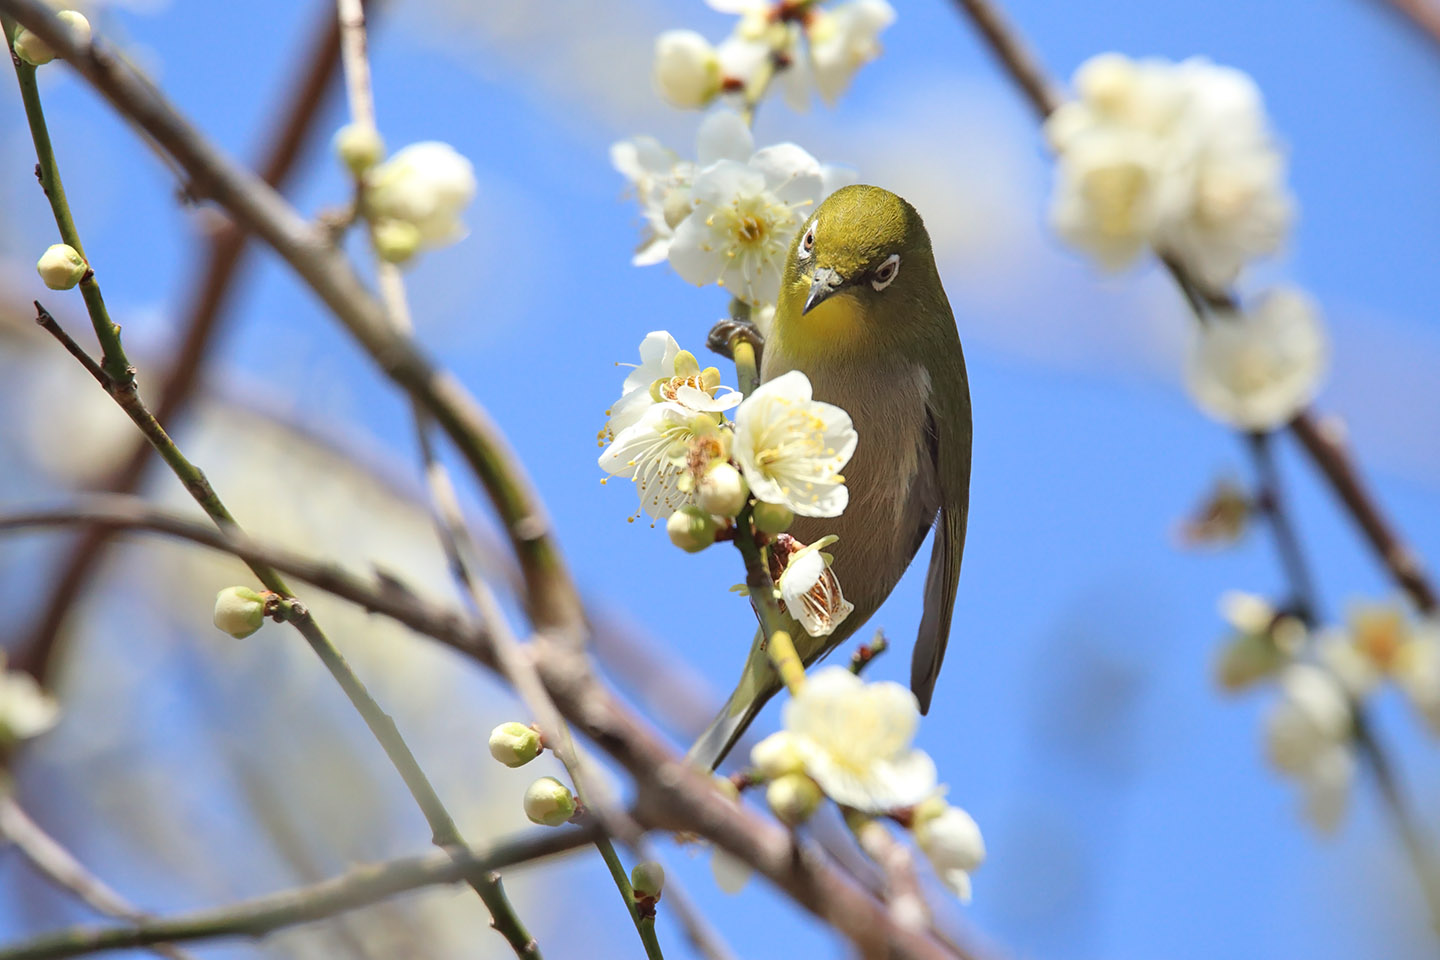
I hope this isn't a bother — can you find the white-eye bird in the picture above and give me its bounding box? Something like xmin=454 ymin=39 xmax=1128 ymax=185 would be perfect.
xmin=690 ymin=184 xmax=972 ymax=770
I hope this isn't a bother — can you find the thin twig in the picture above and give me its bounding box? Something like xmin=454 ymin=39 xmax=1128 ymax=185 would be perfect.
xmin=1245 ymin=432 xmax=1320 ymax=625
xmin=0 ymin=825 xmax=599 ymax=960
xmin=0 ymin=796 xmax=195 ymax=960
xmin=13 ymin=0 xmax=357 ymax=687
xmin=1373 ymin=0 xmax=1440 ymax=53
xmin=0 ymin=498 xmax=972 ymax=960
xmin=945 ymin=0 xmax=1062 ymax=119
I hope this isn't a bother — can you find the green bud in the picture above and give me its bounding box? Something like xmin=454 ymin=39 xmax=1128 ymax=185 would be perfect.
xmin=334 ymin=122 xmax=386 ymax=175
xmin=35 ymin=243 xmax=86 ymax=290
xmin=667 ymin=505 xmax=717 ymax=553
xmin=371 ymin=218 xmax=421 ymax=264
xmin=630 ymin=860 xmax=665 ymax=900
xmin=213 ymin=586 xmax=266 ymax=639
xmin=698 ymin=462 xmax=748 ymax=518
xmin=523 ymin=776 xmax=576 ymax=827
xmin=12 ymin=27 xmax=55 ymax=66
xmin=752 ymin=501 xmax=794 ymax=535
xmin=766 ymin=772 xmax=822 ymax=826
xmin=488 ymin=722 xmax=543 ymax=767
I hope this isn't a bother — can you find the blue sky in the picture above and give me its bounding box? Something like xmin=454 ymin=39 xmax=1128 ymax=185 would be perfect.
xmin=2 ymin=0 xmax=1439 ymax=957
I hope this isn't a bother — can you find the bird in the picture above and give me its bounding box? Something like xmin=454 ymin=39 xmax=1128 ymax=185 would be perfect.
xmin=689 ymin=184 xmax=972 ymax=771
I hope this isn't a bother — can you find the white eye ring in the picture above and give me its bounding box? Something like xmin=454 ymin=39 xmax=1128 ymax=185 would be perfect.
xmin=871 ymin=253 xmax=900 ymax=291
xmin=797 ymin=221 xmax=817 ymax=261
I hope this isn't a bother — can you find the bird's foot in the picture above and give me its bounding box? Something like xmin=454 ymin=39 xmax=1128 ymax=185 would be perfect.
xmin=707 ymin=317 xmax=765 ymax=365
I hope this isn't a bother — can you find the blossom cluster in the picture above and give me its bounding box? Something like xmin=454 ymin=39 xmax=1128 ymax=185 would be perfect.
xmin=613 ymin=111 xmax=854 ymax=306
xmin=598 ymin=331 xmax=858 ymax=639
xmin=651 ymin=0 xmax=896 ymax=112
xmin=736 ymin=668 xmax=985 ymax=901
xmin=1047 ymin=55 xmax=1328 ymax=433
xmin=1215 ymin=594 xmax=1440 ymax=831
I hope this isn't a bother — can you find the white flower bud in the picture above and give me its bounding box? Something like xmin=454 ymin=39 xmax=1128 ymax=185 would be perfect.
xmin=371 ymin=219 xmax=422 ymax=264
xmin=751 ymin=500 xmax=793 ymax=535
xmin=766 ymin=772 xmax=823 ymax=826
xmin=630 ymin=860 xmax=665 ymax=900
xmin=334 ymin=122 xmax=385 ymax=175
xmin=213 ymin=586 xmax=266 ymax=639
xmin=365 ymin=141 xmax=476 ymax=250
xmin=750 ymin=731 xmax=805 ymax=779
xmin=488 ymin=722 xmax=542 ymax=767
xmin=913 ymin=803 xmax=986 ymax=903
xmin=653 ymin=30 xmax=721 ymax=109
xmin=667 ymin=505 xmax=718 ymax=553
xmin=36 ymin=243 xmax=86 ymax=290
xmin=0 ymin=670 xmax=60 ymax=744
xmin=523 ymin=776 xmax=576 ymax=827
xmin=698 ymin=462 xmax=748 ymax=518
xmin=13 ymin=11 xmax=90 ymax=66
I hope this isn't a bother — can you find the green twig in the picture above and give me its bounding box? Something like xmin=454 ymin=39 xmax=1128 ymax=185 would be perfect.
xmin=849 ymin=632 xmax=889 ymax=676
xmin=7 ymin=44 xmax=130 ymax=388
xmin=0 ymin=825 xmax=598 ymax=960
xmin=594 ymin=838 xmax=665 ymax=960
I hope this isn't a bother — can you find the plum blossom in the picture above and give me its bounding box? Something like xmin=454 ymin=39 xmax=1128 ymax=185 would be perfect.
xmin=781 ymin=666 xmax=937 ymax=812
xmin=365 ymin=142 xmax=477 ymax=254
xmin=611 ymin=138 xmax=697 ymax=267
xmin=602 ymin=331 xmax=740 ymax=445
xmin=912 ymin=798 xmax=986 ymax=902
xmin=1046 ymin=53 xmax=1291 ymax=290
xmin=731 ymin=371 xmax=856 ymax=517
xmin=1319 ymin=603 xmax=1440 ymax=736
xmin=0 ymin=656 xmax=60 ymax=744
xmin=599 ymin=404 xmax=732 ymax=520
xmin=1186 ymin=287 xmax=1327 ymax=431
xmin=1264 ymin=665 xmax=1355 ymax=832
xmin=1213 ymin=590 xmax=1303 ymax=692
xmin=653 ymin=30 xmax=722 ymax=109
xmin=772 ymin=533 xmax=854 ymax=637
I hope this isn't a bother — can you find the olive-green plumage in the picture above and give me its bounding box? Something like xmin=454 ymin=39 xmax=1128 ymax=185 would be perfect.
xmin=689 ymin=185 xmax=972 ymax=770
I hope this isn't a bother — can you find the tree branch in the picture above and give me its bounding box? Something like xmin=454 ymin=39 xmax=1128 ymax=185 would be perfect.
xmin=0 ymin=498 xmax=972 ymax=960
xmin=0 ymin=825 xmax=599 ymax=960
xmin=13 ymin=0 xmax=359 ymax=688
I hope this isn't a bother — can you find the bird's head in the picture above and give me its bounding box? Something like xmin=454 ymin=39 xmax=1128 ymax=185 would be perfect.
xmin=776 ymin=184 xmax=943 ymax=356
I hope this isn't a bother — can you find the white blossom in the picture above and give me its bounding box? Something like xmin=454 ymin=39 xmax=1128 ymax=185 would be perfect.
xmin=365 ymin=142 xmax=477 ymax=251
xmin=667 ymin=112 xmax=827 ymax=305
xmin=1319 ymin=603 xmax=1440 ymax=736
xmin=1186 ymin=287 xmax=1327 ymax=431
xmin=913 ymin=801 xmax=986 ymax=903
xmin=750 ymin=730 xmax=806 ymax=779
xmin=773 ymin=534 xmax=854 ymax=638
xmin=732 ymin=371 xmax=855 ymax=518
xmin=1046 ymin=54 xmax=1291 ymax=289
xmin=1213 ymin=590 xmax=1303 ymax=692
xmin=611 ymin=137 xmax=697 ymax=266
xmin=601 ymin=331 xmax=740 ymax=445
xmin=599 ymin=403 xmax=730 ymax=520
xmin=36 ymin=243 xmax=87 ymax=291
xmin=1264 ymin=665 xmax=1354 ymax=832
xmin=806 ymin=0 xmax=896 ymax=104
xmin=782 ymin=666 xmax=937 ymax=812
xmin=0 ymin=666 xmax=60 ymax=743
xmin=653 ymin=30 xmax=722 ymax=109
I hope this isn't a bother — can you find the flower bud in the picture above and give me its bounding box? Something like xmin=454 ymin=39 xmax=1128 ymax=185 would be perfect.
xmin=750 ymin=731 xmax=805 ymax=779
xmin=371 ymin=219 xmax=422 ymax=264
xmin=766 ymin=772 xmax=823 ymax=826
xmin=667 ymin=505 xmax=718 ymax=553
xmin=523 ymin=776 xmax=576 ymax=827
xmin=630 ymin=860 xmax=666 ymax=900
xmin=334 ymin=122 xmax=386 ymax=175
xmin=13 ymin=11 xmax=90 ymax=66
xmin=36 ymin=243 xmax=86 ymax=290
xmin=653 ymin=30 xmax=721 ymax=109
xmin=213 ymin=586 xmax=266 ymax=639
xmin=752 ymin=501 xmax=793 ymax=535
xmin=488 ymin=722 xmax=542 ymax=767
xmin=698 ymin=462 xmax=748 ymax=518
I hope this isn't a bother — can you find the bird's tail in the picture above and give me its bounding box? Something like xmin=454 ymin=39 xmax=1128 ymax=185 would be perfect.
xmin=687 ymin=628 xmax=785 ymax=772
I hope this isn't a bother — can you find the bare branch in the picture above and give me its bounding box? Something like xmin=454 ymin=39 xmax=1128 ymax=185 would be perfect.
xmin=0 ymin=825 xmax=599 ymax=960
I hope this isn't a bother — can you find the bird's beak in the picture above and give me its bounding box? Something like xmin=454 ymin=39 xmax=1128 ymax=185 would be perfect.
xmin=803 ymin=267 xmax=846 ymax=315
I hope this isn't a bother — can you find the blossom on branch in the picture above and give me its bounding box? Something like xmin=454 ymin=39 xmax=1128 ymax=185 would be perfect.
xmin=731 ymin=370 xmax=856 ymax=517
xmin=780 ymin=667 xmax=937 ymax=812
xmin=912 ymin=797 xmax=986 ymax=902
xmin=1185 ymin=287 xmax=1327 ymax=431
xmin=602 ymin=331 xmax=740 ymax=444
xmin=772 ymin=533 xmax=854 ymax=637
xmin=1046 ymin=53 xmax=1291 ymax=291
xmin=0 ymin=655 xmax=59 ymax=745
xmin=1264 ymin=664 xmax=1354 ymax=832
xmin=600 ymin=404 xmax=731 ymax=520
xmin=364 ymin=142 xmax=477 ymax=260
xmin=1319 ymin=603 xmax=1440 ymax=736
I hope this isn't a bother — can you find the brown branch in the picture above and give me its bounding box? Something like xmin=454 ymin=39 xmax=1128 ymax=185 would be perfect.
xmin=946 ymin=0 xmax=1062 ymax=119
xmin=0 ymin=825 xmax=599 ymax=960
xmin=12 ymin=0 xmax=358 ymax=686
xmin=0 ymin=498 xmax=973 ymax=960
xmin=0 ymin=796 xmax=195 ymax=960
xmin=1373 ymin=0 xmax=1440 ymax=52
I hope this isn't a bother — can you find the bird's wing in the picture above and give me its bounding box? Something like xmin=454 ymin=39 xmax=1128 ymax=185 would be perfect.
xmin=910 ymin=350 xmax=972 ymax=714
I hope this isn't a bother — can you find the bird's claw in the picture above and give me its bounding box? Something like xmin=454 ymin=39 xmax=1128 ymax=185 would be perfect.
xmin=707 ymin=318 xmax=765 ymax=364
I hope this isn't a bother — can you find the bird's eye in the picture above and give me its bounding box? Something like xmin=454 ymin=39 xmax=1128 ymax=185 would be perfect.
xmin=798 ymin=222 xmax=816 ymax=260
xmin=871 ymin=253 xmax=900 ymax=291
